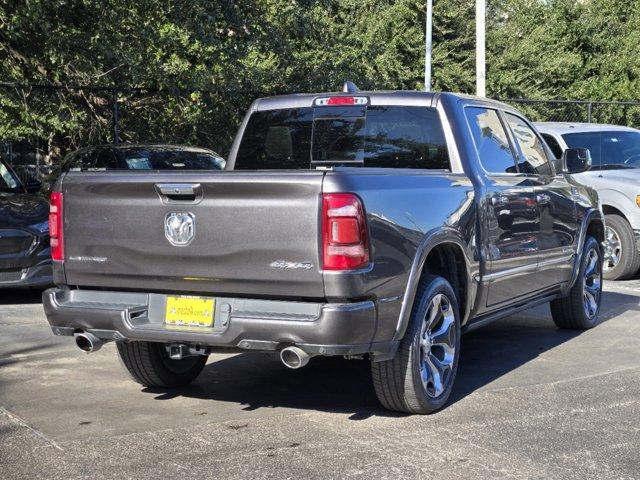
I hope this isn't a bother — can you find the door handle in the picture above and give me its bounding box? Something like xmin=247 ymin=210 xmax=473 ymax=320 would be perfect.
xmin=490 ymin=195 xmax=509 ymax=207
xmin=536 ymin=193 xmax=551 ymax=205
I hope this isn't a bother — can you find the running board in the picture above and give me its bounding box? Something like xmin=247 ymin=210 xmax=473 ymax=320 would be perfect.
xmin=462 ymin=292 xmax=561 ymax=333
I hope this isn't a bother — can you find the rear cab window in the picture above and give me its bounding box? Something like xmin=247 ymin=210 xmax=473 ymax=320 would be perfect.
xmin=235 ymin=104 xmax=450 ymax=170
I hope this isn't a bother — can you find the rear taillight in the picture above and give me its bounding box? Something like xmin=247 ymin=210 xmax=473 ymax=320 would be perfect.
xmin=322 ymin=193 xmax=370 ymax=270
xmin=49 ymin=192 xmax=64 ymax=261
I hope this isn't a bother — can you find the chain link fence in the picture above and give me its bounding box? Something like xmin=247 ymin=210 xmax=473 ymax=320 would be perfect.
xmin=500 ymin=98 xmax=640 ymax=127
xmin=3 ymin=82 xmax=640 ymax=183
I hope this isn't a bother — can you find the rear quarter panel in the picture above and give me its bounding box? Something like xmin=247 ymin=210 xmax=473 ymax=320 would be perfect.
xmin=323 ymin=169 xmax=478 ymax=342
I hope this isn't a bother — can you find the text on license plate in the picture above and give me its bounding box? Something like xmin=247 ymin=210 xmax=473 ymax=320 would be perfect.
xmin=165 ymin=296 xmax=215 ymax=327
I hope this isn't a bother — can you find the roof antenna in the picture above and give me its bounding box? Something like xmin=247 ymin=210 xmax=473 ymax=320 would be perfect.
xmin=342 ymin=81 xmax=359 ymax=93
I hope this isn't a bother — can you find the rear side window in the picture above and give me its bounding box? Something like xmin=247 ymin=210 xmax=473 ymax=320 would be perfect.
xmin=235 ymin=106 xmax=449 ymax=170
xmin=464 ymin=107 xmax=517 ymax=174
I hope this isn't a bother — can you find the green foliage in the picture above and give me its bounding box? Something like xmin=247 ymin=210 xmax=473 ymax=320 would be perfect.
xmin=1 ymin=0 xmax=639 ymax=160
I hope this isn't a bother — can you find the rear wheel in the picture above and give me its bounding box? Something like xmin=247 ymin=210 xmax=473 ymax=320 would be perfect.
xmin=371 ymin=275 xmax=461 ymax=414
xmin=602 ymin=214 xmax=640 ymax=280
xmin=117 ymin=341 xmax=208 ymax=388
xmin=550 ymin=236 xmax=603 ymax=330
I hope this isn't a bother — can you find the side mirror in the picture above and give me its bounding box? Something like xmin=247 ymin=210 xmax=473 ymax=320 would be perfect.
xmin=23 ymin=177 xmax=43 ymax=193
xmin=562 ymin=148 xmax=591 ymax=174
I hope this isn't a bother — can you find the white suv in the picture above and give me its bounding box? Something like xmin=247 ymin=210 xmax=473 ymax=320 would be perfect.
xmin=536 ymin=122 xmax=640 ymax=280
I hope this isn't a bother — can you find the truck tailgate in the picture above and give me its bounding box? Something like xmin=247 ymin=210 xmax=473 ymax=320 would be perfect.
xmin=61 ymin=171 xmax=325 ymax=299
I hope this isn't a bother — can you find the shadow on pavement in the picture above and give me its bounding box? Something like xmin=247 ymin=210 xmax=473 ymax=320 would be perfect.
xmin=0 ymin=288 xmax=44 ymax=305
xmin=141 ymin=291 xmax=637 ymax=419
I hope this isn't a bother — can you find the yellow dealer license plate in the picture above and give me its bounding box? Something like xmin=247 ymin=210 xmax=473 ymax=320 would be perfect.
xmin=165 ymin=296 xmax=215 ymax=328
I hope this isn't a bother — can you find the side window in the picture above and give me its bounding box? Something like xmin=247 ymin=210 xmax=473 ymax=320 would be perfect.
xmin=505 ymin=113 xmax=553 ymax=176
xmin=464 ymin=107 xmax=517 ymax=174
xmin=541 ymin=133 xmax=563 ymax=159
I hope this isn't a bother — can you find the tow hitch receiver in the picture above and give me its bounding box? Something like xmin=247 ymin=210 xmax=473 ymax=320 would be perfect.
xmin=166 ymin=344 xmax=208 ymax=360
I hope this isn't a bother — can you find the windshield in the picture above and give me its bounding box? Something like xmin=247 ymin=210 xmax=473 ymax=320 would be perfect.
xmin=562 ymin=131 xmax=640 ymax=169
xmin=0 ymin=161 xmax=21 ymax=192
xmin=235 ymin=105 xmax=450 ymax=170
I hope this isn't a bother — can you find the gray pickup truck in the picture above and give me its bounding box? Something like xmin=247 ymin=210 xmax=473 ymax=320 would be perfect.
xmin=43 ymin=89 xmax=605 ymax=414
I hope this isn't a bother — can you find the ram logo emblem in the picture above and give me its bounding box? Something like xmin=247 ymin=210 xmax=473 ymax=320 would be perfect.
xmin=165 ymin=212 xmax=195 ymax=246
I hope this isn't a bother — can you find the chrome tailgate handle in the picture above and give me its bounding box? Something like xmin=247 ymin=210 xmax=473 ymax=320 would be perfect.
xmin=155 ymin=183 xmax=202 ymax=203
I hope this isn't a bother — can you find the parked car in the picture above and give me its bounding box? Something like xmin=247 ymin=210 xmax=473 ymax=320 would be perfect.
xmin=0 ymin=157 xmax=52 ymax=287
xmin=537 ymin=123 xmax=640 ymax=280
xmin=43 ymin=89 xmax=604 ymax=414
xmin=41 ymin=144 xmax=226 ymax=192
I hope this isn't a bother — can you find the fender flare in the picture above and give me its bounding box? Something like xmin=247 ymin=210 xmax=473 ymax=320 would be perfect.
xmin=391 ymin=227 xmax=475 ymax=342
xmin=567 ymin=208 xmax=605 ymax=291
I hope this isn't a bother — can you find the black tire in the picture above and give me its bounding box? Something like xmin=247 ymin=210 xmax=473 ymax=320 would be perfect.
xmin=371 ymin=275 xmax=461 ymax=414
xmin=603 ymin=214 xmax=640 ymax=281
xmin=117 ymin=341 xmax=208 ymax=388
xmin=550 ymin=236 xmax=603 ymax=330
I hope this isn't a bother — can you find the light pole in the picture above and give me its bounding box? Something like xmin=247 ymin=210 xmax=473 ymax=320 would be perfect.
xmin=476 ymin=0 xmax=486 ymax=97
xmin=424 ymin=0 xmax=433 ymax=92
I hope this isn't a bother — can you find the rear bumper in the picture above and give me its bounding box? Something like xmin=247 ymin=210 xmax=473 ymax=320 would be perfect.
xmin=43 ymin=288 xmax=397 ymax=358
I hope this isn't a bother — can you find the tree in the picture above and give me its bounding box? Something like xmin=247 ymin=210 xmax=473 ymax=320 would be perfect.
xmin=2 ymin=0 xmax=640 ymax=163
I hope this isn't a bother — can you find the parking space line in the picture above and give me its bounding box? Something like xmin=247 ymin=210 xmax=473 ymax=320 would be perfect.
xmin=0 ymin=406 xmax=64 ymax=451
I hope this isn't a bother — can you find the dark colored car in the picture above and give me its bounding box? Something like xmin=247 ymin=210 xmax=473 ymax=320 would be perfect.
xmin=43 ymin=90 xmax=604 ymax=414
xmin=41 ymin=144 xmax=226 ymax=192
xmin=0 ymin=157 xmax=51 ymax=287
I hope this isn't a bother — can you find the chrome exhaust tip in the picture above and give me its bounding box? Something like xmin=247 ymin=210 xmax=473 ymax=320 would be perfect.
xmin=74 ymin=332 xmax=104 ymax=353
xmin=280 ymin=346 xmax=312 ymax=369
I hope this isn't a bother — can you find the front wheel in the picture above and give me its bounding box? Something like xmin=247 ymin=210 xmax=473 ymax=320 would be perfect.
xmin=117 ymin=341 xmax=208 ymax=388
xmin=371 ymin=275 xmax=461 ymax=414
xmin=550 ymin=235 xmax=603 ymax=330
xmin=602 ymin=214 xmax=640 ymax=280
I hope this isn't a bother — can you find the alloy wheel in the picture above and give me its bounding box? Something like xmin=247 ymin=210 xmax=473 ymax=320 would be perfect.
xmin=419 ymin=293 xmax=457 ymax=398
xmin=603 ymin=226 xmax=622 ymax=272
xmin=583 ymin=247 xmax=602 ymax=319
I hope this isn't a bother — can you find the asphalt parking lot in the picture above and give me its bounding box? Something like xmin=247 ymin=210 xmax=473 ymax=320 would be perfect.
xmin=1 ymin=281 xmax=639 ymax=480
